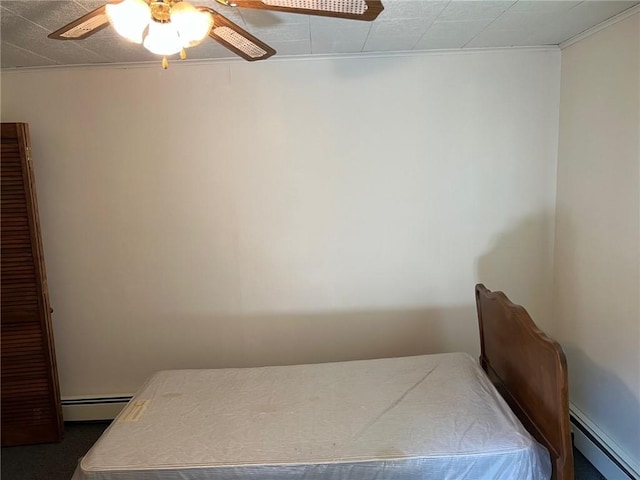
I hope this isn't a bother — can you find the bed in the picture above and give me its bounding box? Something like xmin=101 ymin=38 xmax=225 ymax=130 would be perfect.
xmin=71 ymin=284 xmax=573 ymax=480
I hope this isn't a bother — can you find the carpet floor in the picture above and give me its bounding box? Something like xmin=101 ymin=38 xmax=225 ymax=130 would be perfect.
xmin=2 ymin=421 xmax=606 ymax=480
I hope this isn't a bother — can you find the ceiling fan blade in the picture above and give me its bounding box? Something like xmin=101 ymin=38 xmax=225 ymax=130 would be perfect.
xmin=199 ymin=8 xmax=276 ymax=61
xmin=48 ymin=4 xmax=111 ymax=40
xmin=232 ymin=0 xmax=383 ymax=21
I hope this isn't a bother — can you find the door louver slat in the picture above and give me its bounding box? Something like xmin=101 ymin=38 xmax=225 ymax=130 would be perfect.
xmin=1 ymin=123 xmax=63 ymax=446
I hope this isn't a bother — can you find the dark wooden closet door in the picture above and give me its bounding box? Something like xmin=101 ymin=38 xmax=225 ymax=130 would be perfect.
xmin=1 ymin=123 xmax=63 ymax=446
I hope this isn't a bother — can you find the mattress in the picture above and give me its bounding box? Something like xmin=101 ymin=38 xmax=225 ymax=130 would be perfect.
xmin=72 ymin=352 xmax=551 ymax=480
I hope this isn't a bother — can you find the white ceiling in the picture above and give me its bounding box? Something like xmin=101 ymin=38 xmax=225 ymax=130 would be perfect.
xmin=1 ymin=0 xmax=638 ymax=68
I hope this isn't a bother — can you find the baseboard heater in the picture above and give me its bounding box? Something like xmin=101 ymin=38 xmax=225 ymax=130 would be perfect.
xmin=62 ymin=395 xmax=132 ymax=422
xmin=570 ymin=403 xmax=639 ymax=480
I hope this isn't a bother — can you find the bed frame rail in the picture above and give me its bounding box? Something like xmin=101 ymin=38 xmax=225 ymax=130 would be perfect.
xmin=475 ymin=284 xmax=573 ymax=480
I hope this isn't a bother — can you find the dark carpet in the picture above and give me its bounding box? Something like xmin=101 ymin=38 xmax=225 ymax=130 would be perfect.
xmin=1 ymin=421 xmax=606 ymax=480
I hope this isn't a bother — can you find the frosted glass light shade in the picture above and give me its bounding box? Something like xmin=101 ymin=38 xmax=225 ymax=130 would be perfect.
xmin=105 ymin=0 xmax=151 ymax=44
xmin=170 ymin=2 xmax=213 ymax=47
xmin=143 ymin=20 xmax=183 ymax=55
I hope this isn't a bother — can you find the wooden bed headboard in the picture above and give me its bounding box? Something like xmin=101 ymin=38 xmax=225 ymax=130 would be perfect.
xmin=475 ymin=284 xmax=574 ymax=480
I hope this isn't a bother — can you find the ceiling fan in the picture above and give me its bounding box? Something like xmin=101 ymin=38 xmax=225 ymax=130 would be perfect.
xmin=49 ymin=0 xmax=384 ymax=68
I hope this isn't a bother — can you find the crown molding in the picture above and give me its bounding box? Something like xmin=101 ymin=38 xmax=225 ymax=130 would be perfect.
xmin=0 ymin=45 xmax=559 ymax=74
xmin=559 ymin=4 xmax=640 ymax=50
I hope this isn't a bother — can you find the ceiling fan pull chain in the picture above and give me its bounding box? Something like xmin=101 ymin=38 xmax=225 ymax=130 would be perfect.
xmin=162 ymin=56 xmax=168 ymax=69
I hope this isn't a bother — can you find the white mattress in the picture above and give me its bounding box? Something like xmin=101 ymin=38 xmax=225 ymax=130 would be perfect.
xmin=72 ymin=353 xmax=551 ymax=480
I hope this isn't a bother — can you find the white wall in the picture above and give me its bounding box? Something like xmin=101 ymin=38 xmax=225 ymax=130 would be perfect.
xmin=0 ymin=49 xmax=560 ymax=397
xmin=553 ymin=13 xmax=640 ymax=471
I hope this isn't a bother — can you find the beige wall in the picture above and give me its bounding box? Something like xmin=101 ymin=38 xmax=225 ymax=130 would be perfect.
xmin=553 ymin=13 xmax=640 ymax=470
xmin=1 ymin=49 xmax=560 ymax=397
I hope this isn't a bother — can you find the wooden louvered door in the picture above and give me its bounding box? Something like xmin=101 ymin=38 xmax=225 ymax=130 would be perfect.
xmin=1 ymin=123 xmax=63 ymax=446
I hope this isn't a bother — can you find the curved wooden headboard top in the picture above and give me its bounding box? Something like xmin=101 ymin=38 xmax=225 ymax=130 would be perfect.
xmin=475 ymin=284 xmax=573 ymax=480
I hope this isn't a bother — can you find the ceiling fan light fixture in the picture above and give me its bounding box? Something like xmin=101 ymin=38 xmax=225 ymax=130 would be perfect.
xmin=105 ymin=0 xmax=151 ymax=44
xmin=50 ymin=0 xmax=384 ymax=66
xmin=143 ymin=19 xmax=183 ymax=55
xmin=171 ymin=2 xmax=214 ymax=47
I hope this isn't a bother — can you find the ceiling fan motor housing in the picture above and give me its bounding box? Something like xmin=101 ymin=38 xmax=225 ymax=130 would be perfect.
xmin=150 ymin=0 xmax=173 ymax=22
